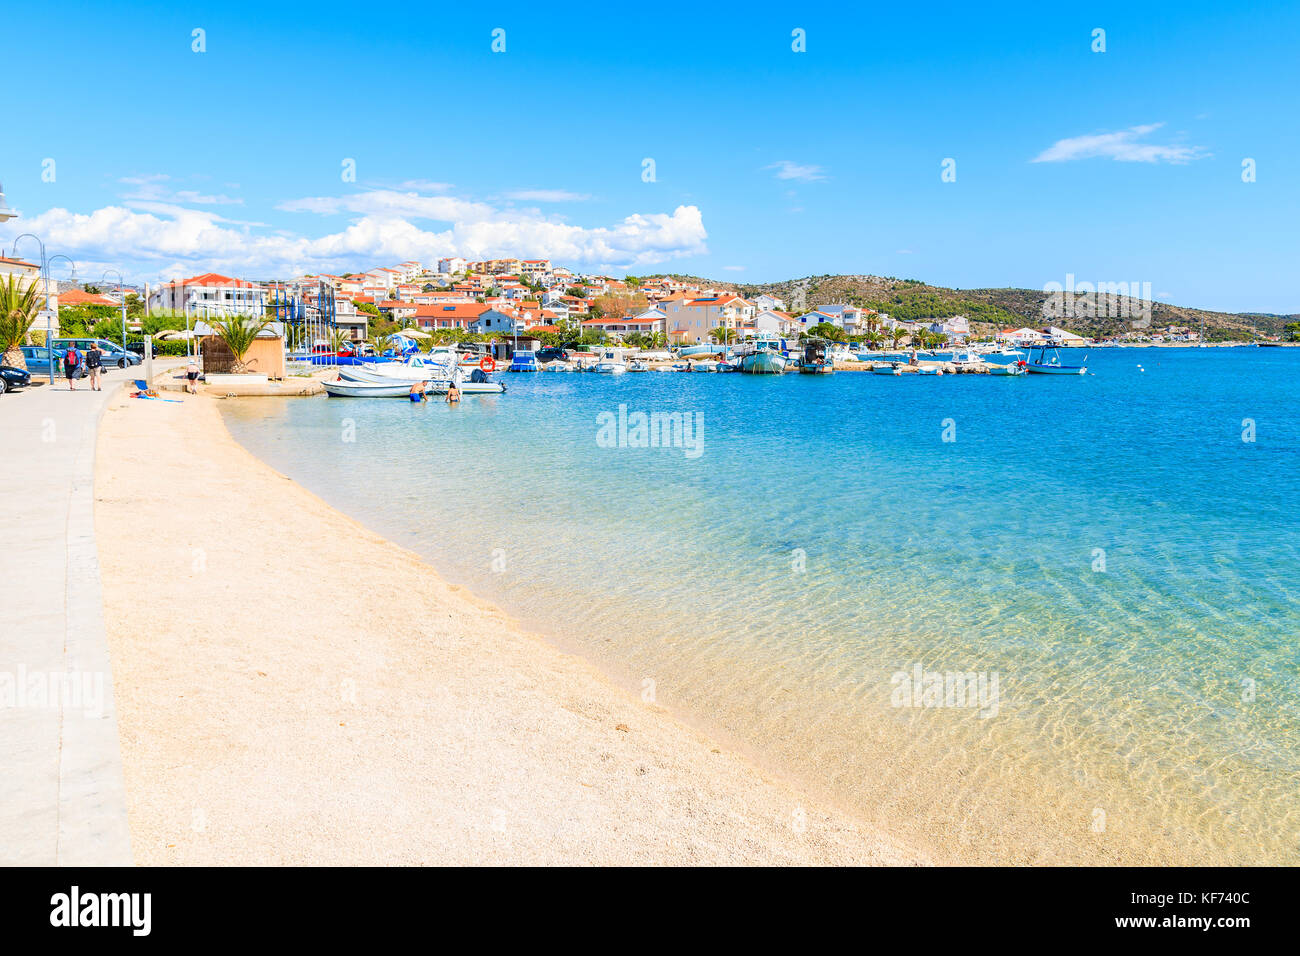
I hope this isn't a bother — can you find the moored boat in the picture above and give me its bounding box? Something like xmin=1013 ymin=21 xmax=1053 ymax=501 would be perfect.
xmin=798 ymin=340 xmax=834 ymax=374
xmin=323 ymin=378 xmax=427 ymax=398
xmin=739 ymin=338 xmax=789 ymax=374
xmin=1025 ymin=342 xmax=1088 ymax=375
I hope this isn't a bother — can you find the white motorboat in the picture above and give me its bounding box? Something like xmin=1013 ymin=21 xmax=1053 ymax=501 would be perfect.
xmin=323 ymin=378 xmax=426 ymax=398
xmin=1025 ymin=343 xmax=1088 ymax=375
xmin=592 ymin=362 xmax=627 ymax=374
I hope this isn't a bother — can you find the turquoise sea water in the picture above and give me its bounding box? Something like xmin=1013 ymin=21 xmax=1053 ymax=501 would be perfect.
xmin=222 ymin=348 xmax=1299 ymax=863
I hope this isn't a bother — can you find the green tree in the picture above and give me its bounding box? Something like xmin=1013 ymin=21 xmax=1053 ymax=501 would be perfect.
xmin=211 ymin=316 xmax=272 ymax=372
xmin=0 ymin=273 xmax=43 ymax=369
xmin=806 ymin=321 xmax=846 ymax=342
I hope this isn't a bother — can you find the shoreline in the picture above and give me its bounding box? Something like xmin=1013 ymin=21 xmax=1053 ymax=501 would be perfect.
xmin=94 ymin=392 xmax=927 ymax=865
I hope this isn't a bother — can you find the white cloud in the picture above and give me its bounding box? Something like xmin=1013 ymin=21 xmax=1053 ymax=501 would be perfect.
xmin=765 ymin=160 xmax=827 ymax=182
xmin=1031 ymin=123 xmax=1207 ymax=164
xmin=119 ymin=174 xmax=244 ymax=207
xmin=722 ymin=265 xmax=745 ymax=271
xmin=1 ymin=193 xmax=708 ymax=282
xmin=502 ymin=189 xmax=592 ymax=202
xmin=398 ymin=179 xmax=453 ymax=192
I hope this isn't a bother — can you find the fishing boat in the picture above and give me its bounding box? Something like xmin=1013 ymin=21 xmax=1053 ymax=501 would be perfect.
xmin=322 ymin=378 xmax=426 ymax=398
xmin=692 ymin=360 xmax=719 ymax=372
xmin=592 ymin=361 xmax=627 ymax=374
xmin=626 ymin=360 xmax=649 ymax=372
xmin=739 ymin=338 xmax=788 ymax=374
xmin=798 ymin=340 xmax=834 ymax=374
xmin=1025 ymin=342 xmax=1088 ymax=375
xmin=988 ymin=361 xmax=1027 ymax=376
xmin=716 ymin=362 xmax=740 ymax=372
xmin=873 ymin=362 xmax=904 ymax=376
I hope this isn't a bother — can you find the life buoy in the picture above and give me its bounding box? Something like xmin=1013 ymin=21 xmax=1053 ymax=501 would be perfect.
xmin=479 ymin=356 xmax=496 ymax=373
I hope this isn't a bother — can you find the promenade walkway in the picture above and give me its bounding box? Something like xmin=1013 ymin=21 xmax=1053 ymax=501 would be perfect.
xmin=0 ymin=364 xmax=139 ymax=865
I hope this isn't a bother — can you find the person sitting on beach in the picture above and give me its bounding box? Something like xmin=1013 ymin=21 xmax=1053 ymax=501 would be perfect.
xmin=63 ymin=344 xmax=81 ymax=390
xmin=185 ymin=360 xmax=199 ymax=394
xmin=409 ymin=380 xmax=427 ymax=403
xmin=84 ymin=343 xmax=102 ymax=391
xmin=446 ymin=381 xmax=461 ymax=404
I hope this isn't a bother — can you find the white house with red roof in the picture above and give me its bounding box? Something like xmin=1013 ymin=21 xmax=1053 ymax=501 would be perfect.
xmin=149 ymin=272 xmax=265 ymax=316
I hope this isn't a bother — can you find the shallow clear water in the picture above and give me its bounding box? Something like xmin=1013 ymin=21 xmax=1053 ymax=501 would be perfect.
xmin=223 ymin=348 xmax=1300 ymax=863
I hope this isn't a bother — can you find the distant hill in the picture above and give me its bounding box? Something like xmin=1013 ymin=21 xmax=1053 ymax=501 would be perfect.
xmin=642 ymin=273 xmax=1291 ymax=341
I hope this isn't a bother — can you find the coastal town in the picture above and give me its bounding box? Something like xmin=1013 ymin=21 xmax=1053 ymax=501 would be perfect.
xmin=2 ymin=248 xmax=1252 ymax=392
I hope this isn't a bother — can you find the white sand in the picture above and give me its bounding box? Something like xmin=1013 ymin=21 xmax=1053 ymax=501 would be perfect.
xmin=95 ymin=393 xmax=926 ymax=865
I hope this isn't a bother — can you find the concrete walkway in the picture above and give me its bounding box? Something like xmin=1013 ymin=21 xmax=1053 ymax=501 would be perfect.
xmin=0 ymin=364 xmax=137 ymax=865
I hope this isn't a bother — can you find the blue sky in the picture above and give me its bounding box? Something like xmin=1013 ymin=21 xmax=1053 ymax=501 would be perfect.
xmin=2 ymin=0 xmax=1297 ymax=312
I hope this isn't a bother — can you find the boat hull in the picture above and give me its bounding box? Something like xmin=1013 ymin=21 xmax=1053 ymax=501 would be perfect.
xmin=323 ymin=379 xmax=423 ymax=398
xmin=1026 ymin=364 xmax=1086 ymax=375
xmin=740 ymin=351 xmax=788 ymax=374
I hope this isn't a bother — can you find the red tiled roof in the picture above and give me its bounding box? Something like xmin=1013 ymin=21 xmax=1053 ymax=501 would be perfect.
xmin=60 ymin=289 xmax=118 ymax=306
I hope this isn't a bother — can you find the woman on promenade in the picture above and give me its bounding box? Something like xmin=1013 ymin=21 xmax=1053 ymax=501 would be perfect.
xmin=185 ymin=360 xmax=199 ymax=394
xmin=84 ymin=342 xmax=103 ymax=391
xmin=63 ymin=344 xmax=81 ymax=390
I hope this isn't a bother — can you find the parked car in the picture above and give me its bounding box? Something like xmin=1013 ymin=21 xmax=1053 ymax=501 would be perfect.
xmin=536 ymin=346 xmax=571 ymax=363
xmin=20 ymin=345 xmax=63 ymax=372
xmin=49 ymin=338 xmax=142 ymax=368
xmin=0 ymin=364 xmax=32 ymax=394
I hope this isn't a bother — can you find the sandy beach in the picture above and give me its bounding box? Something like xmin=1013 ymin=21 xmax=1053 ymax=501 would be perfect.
xmin=94 ymin=392 xmax=925 ymax=865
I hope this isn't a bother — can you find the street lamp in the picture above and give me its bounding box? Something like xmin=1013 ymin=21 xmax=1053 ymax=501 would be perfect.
xmin=9 ymin=234 xmax=54 ymax=382
xmin=100 ymin=269 xmax=128 ymax=354
xmin=0 ymin=182 xmax=16 ymax=222
xmin=46 ymin=255 xmax=77 ymax=383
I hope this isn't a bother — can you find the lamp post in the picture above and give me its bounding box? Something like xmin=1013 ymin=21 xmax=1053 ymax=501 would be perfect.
xmin=100 ymin=269 xmax=128 ymax=355
xmin=46 ymin=254 xmax=77 ymax=382
xmin=9 ymin=234 xmax=53 ymax=383
xmin=0 ymin=182 xmax=17 ymax=222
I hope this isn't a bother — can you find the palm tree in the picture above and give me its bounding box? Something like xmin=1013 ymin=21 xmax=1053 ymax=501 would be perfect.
xmin=210 ymin=315 xmax=272 ymax=373
xmin=0 ymin=273 xmax=43 ymax=370
xmin=710 ymin=325 xmax=737 ymax=345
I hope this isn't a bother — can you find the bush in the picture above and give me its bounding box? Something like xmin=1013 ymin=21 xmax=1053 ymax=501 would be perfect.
xmin=127 ymin=339 xmax=191 ymax=357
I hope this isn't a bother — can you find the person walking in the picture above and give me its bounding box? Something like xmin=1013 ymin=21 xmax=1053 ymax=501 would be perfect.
xmin=84 ymin=342 xmax=103 ymax=391
xmin=63 ymin=343 xmax=81 ymax=390
xmin=185 ymin=359 xmax=200 ymax=394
